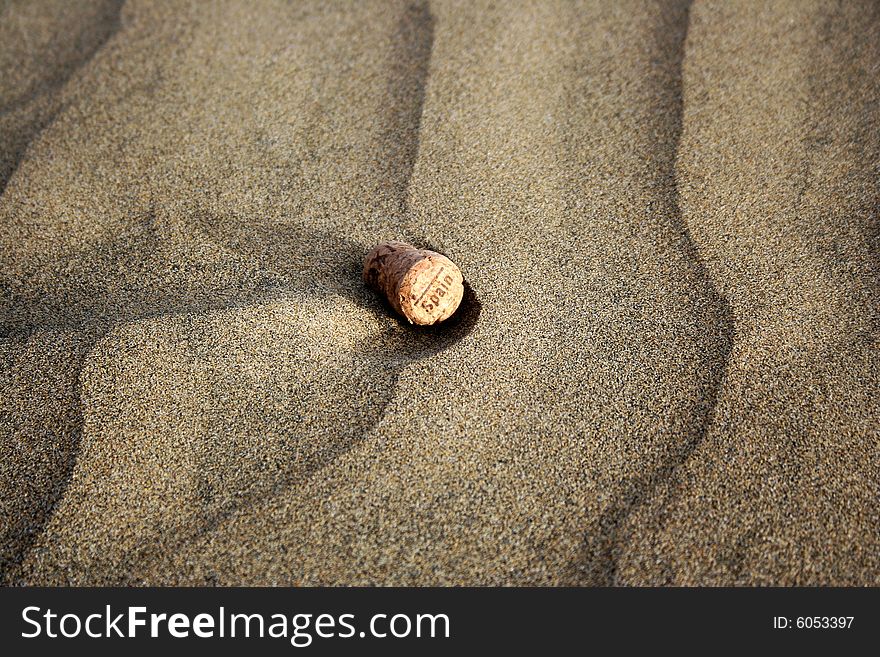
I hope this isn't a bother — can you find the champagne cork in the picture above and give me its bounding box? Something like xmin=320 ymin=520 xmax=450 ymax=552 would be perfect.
xmin=363 ymin=241 xmax=464 ymax=325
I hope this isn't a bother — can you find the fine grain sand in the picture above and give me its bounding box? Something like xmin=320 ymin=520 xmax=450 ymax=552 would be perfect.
xmin=1 ymin=0 xmax=878 ymax=585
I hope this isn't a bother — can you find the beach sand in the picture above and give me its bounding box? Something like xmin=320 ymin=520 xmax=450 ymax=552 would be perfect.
xmin=1 ymin=0 xmax=878 ymax=585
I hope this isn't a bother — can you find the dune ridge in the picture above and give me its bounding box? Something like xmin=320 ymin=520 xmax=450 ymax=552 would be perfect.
xmin=1 ymin=0 xmax=877 ymax=585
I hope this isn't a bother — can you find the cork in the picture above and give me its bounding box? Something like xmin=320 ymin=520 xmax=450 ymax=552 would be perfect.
xmin=363 ymin=241 xmax=465 ymax=325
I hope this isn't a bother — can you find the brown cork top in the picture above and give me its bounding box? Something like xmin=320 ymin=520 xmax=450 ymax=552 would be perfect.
xmin=363 ymin=241 xmax=464 ymax=325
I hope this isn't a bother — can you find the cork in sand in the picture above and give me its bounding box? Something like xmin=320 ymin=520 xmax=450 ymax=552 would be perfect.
xmin=363 ymin=241 xmax=464 ymax=325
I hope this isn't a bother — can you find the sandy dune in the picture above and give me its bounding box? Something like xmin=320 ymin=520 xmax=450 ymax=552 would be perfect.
xmin=1 ymin=0 xmax=878 ymax=585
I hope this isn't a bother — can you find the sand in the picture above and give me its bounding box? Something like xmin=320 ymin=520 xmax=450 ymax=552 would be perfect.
xmin=1 ymin=0 xmax=877 ymax=586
